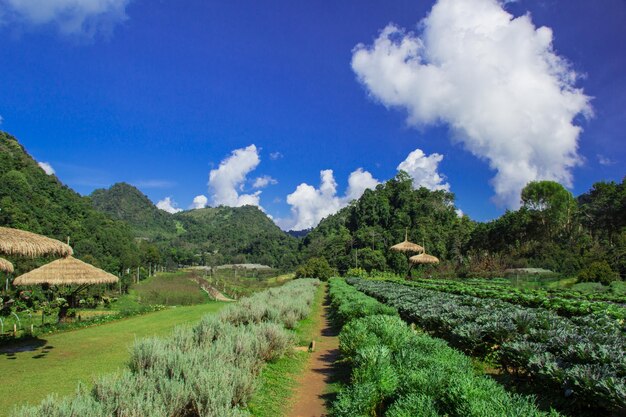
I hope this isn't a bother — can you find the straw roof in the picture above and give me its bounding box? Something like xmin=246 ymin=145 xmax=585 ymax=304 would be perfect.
xmin=390 ymin=240 xmax=424 ymax=253
xmin=0 ymin=257 xmax=14 ymax=273
xmin=13 ymin=256 xmax=118 ymax=286
xmin=0 ymin=227 xmax=73 ymax=258
xmin=409 ymin=253 xmax=440 ymax=265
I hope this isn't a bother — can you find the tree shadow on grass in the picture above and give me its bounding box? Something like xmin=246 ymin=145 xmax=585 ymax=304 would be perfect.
xmin=0 ymin=337 xmax=51 ymax=359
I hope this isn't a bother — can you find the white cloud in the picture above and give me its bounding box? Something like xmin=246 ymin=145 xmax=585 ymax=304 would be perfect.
xmin=278 ymin=168 xmax=379 ymax=231
xmin=156 ymin=197 xmax=182 ymax=214
xmin=208 ymin=145 xmax=263 ymax=208
xmin=38 ymin=161 xmax=55 ymax=175
xmin=190 ymin=195 xmax=208 ymax=210
xmin=397 ymin=149 xmax=449 ymax=191
xmin=597 ymin=154 xmax=615 ymax=166
xmin=0 ymin=0 xmax=131 ymax=36
xmin=345 ymin=168 xmax=380 ymax=201
xmin=252 ymin=175 xmax=278 ymax=189
xmin=269 ymin=151 xmax=283 ymax=160
xmin=352 ymin=0 xmax=591 ymax=208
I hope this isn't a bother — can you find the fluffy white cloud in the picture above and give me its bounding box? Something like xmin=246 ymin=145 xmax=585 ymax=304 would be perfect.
xmin=0 ymin=0 xmax=131 ymax=36
xmin=279 ymin=168 xmax=379 ymax=231
xmin=208 ymin=145 xmax=263 ymax=208
xmin=156 ymin=197 xmax=182 ymax=214
xmin=352 ymin=0 xmax=591 ymax=208
xmin=252 ymin=175 xmax=278 ymax=189
xmin=190 ymin=195 xmax=208 ymax=210
xmin=38 ymin=161 xmax=55 ymax=175
xmin=345 ymin=168 xmax=380 ymax=201
xmin=397 ymin=149 xmax=449 ymax=191
xmin=269 ymin=151 xmax=283 ymax=160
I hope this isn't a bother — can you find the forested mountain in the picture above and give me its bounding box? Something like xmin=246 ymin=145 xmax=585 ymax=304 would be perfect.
xmin=90 ymin=183 xmax=300 ymax=269
xmin=300 ymin=172 xmax=474 ymax=275
xmin=0 ymin=132 xmax=141 ymax=274
xmin=91 ymin=182 xmax=178 ymax=239
xmin=172 ymin=206 xmax=300 ymax=269
xmin=302 ymin=171 xmax=625 ymax=279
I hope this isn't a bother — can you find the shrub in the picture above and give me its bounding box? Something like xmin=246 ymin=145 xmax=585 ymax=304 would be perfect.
xmin=295 ymin=257 xmax=336 ymax=281
xmin=578 ymin=261 xmax=620 ymax=285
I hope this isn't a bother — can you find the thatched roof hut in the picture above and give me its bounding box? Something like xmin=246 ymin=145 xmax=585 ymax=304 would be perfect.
xmin=0 ymin=257 xmax=14 ymax=273
xmin=13 ymin=256 xmax=118 ymax=286
xmin=0 ymin=227 xmax=73 ymax=258
xmin=409 ymin=253 xmax=440 ymax=265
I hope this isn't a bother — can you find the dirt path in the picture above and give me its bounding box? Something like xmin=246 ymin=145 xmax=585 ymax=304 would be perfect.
xmin=288 ymin=289 xmax=340 ymax=417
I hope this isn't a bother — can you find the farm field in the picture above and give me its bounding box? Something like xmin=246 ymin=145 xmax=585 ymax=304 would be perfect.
xmin=326 ymin=278 xmax=558 ymax=416
xmin=0 ymin=301 xmax=226 ymax=416
xmin=346 ymin=277 xmax=626 ymax=415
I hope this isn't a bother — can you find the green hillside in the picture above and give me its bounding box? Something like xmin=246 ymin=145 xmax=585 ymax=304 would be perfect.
xmin=89 ymin=183 xmax=300 ymax=269
xmin=0 ymin=132 xmax=140 ymax=274
xmin=300 ymin=171 xmax=473 ymax=275
xmin=173 ymin=205 xmax=300 ymax=269
xmin=91 ymin=182 xmax=178 ymax=239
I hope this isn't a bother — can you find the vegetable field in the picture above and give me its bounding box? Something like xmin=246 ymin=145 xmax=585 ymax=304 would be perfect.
xmin=327 ymin=279 xmax=559 ymax=417
xmin=348 ymin=278 xmax=626 ymax=415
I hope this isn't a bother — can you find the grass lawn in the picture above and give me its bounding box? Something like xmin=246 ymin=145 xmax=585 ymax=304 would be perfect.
xmin=0 ymin=301 xmax=227 ymax=416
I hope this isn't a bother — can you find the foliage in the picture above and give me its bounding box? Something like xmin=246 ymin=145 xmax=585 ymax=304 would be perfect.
xmin=133 ymin=271 xmax=209 ymax=305
xmin=92 ymin=182 xmax=301 ymax=270
xmin=295 ymin=257 xmax=335 ymax=281
xmin=386 ymin=277 xmax=626 ymax=319
xmin=578 ymin=261 xmax=621 ymax=285
xmin=0 ymin=132 xmax=141 ymax=275
xmin=327 ymin=279 xmax=558 ymax=417
xmin=301 ymin=171 xmax=472 ymax=275
xmin=348 ymin=278 xmax=626 ymax=413
xmin=12 ymin=279 xmax=319 ymax=417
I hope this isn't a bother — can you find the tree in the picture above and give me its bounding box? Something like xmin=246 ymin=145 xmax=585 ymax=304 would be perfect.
xmin=521 ymin=180 xmax=576 ymax=238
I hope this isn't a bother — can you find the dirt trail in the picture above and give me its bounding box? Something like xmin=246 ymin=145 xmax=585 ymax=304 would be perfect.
xmin=289 ymin=290 xmax=340 ymax=417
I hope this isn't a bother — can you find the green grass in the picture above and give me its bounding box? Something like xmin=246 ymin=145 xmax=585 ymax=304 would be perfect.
xmin=133 ymin=270 xmax=210 ymax=305
xmin=0 ymin=301 xmax=226 ymax=417
xmin=247 ymin=282 xmax=325 ymax=417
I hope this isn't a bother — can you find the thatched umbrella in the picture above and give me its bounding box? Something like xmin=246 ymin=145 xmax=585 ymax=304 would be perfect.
xmin=0 ymin=227 xmax=73 ymax=258
xmin=0 ymin=257 xmax=14 ymax=274
xmin=390 ymin=229 xmax=424 ymax=277
xmin=390 ymin=230 xmax=424 ymax=254
xmin=14 ymin=256 xmax=118 ymax=320
xmin=409 ymin=252 xmax=439 ymax=279
xmin=409 ymin=253 xmax=440 ymax=265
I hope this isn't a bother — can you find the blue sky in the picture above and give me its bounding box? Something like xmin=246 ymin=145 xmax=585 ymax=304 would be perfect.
xmin=0 ymin=0 xmax=624 ymax=230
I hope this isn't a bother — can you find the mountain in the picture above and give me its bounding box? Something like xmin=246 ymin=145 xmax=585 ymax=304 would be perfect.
xmin=91 ymin=183 xmax=178 ymax=239
xmin=173 ymin=205 xmax=300 ymax=269
xmin=90 ymin=182 xmax=300 ymax=269
xmin=299 ymin=171 xmax=473 ymax=275
xmin=0 ymin=131 xmax=141 ymax=274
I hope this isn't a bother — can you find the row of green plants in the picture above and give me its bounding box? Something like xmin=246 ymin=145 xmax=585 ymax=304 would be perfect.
xmin=387 ymin=278 xmax=626 ymax=319
xmin=420 ymin=276 xmax=626 ymax=303
xmin=347 ymin=278 xmax=626 ymax=414
xmin=12 ymin=278 xmax=320 ymax=417
xmin=328 ymin=279 xmax=558 ymax=417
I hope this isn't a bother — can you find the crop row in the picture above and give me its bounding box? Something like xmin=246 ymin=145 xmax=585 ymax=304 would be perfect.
xmin=385 ymin=278 xmax=626 ymax=319
xmin=328 ymin=279 xmax=558 ymax=417
xmin=13 ymin=279 xmax=320 ymax=417
xmin=348 ymin=278 xmax=626 ymax=414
